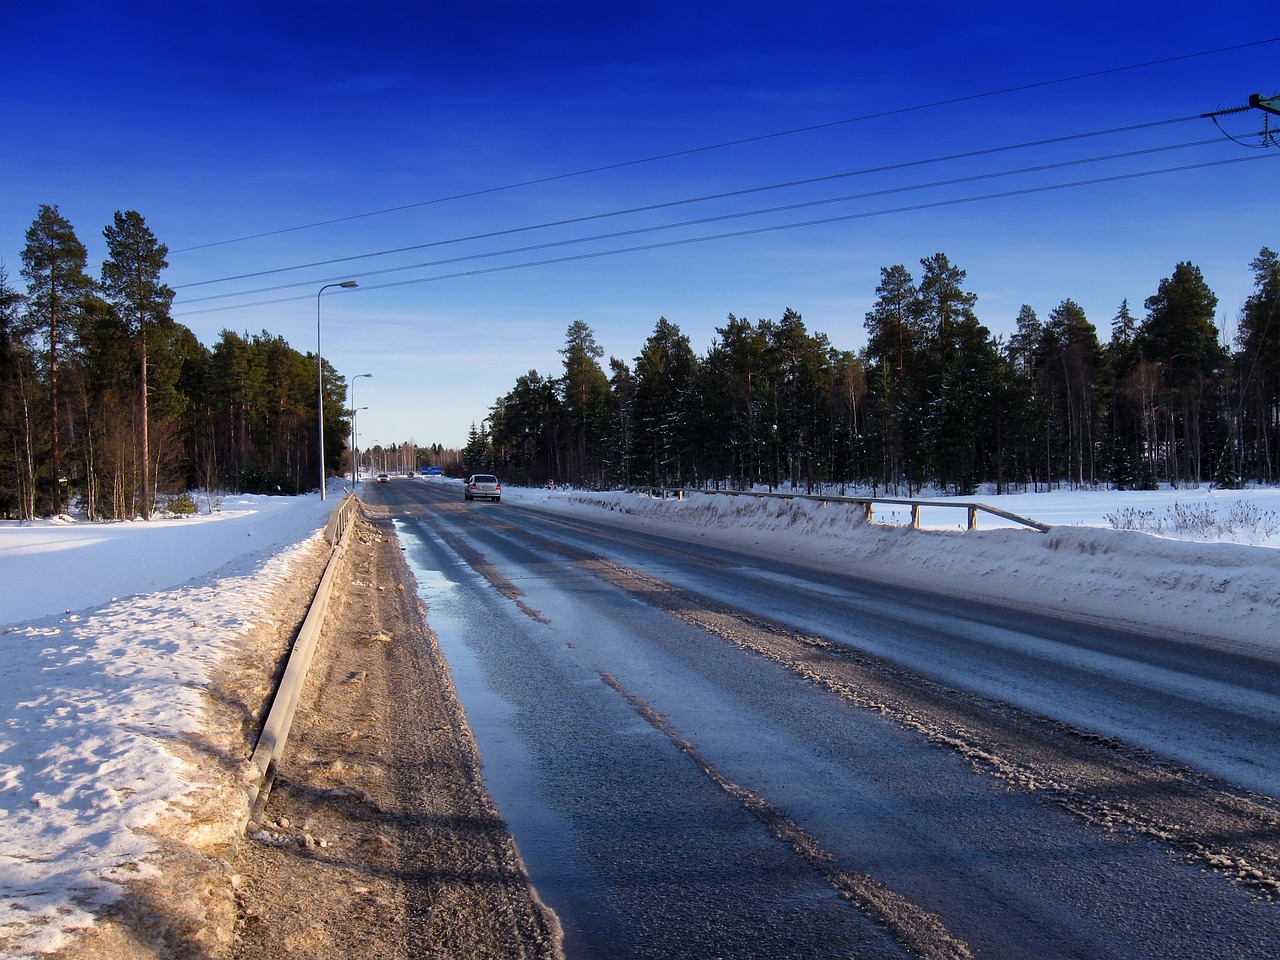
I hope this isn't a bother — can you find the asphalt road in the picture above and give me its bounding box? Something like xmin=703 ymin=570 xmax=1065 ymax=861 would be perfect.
xmin=369 ymin=479 xmax=1280 ymax=960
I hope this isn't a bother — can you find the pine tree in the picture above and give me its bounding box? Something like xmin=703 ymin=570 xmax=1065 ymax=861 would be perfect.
xmin=1137 ymin=262 xmax=1224 ymax=483
xmin=913 ymin=253 xmax=989 ymax=492
xmin=488 ymin=371 xmax=560 ymax=484
xmin=1037 ymin=299 xmax=1104 ymax=486
xmin=1108 ymin=299 xmax=1139 ymax=379
xmin=559 ymin=321 xmax=611 ymax=487
xmin=0 ymin=264 xmax=33 ymax=517
xmin=826 ymin=347 xmax=866 ymax=490
xmin=604 ymin=357 xmax=634 ymax=487
xmin=1006 ymin=305 xmax=1041 ymax=376
xmin=765 ymin=309 xmax=832 ymax=491
xmin=711 ymin=314 xmax=770 ymax=488
xmin=632 ymin=318 xmax=698 ymax=485
xmin=101 ymin=210 xmax=175 ymax=519
xmin=463 ymin=422 xmax=491 ymax=472
xmin=862 ymin=264 xmax=920 ymax=492
xmin=1235 ymin=248 xmax=1280 ymax=482
xmin=20 ymin=205 xmax=94 ymax=515
xmin=1002 ymin=305 xmax=1046 ymax=490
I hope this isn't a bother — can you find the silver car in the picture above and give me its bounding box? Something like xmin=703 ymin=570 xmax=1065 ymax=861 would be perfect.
xmin=464 ymin=474 xmax=501 ymax=502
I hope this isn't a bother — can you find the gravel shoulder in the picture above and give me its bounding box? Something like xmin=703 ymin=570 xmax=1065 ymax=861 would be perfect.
xmin=46 ymin=505 xmax=562 ymax=960
xmin=231 ymin=506 xmax=563 ymax=960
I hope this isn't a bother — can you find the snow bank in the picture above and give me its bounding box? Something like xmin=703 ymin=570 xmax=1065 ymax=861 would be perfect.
xmin=0 ymin=489 xmax=336 ymax=957
xmin=504 ymin=485 xmax=1280 ymax=658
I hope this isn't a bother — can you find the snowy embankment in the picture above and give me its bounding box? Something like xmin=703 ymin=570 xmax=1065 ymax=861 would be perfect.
xmin=1 ymin=480 xmax=1279 ymax=956
xmin=0 ymin=489 xmax=336 ymax=958
xmin=504 ymin=484 xmax=1280 ymax=658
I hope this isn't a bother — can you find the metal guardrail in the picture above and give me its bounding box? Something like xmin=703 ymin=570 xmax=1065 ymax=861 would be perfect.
xmin=244 ymin=492 xmax=360 ymax=826
xmin=323 ymin=490 xmax=356 ymax=545
xmin=631 ymin=486 xmax=1051 ymax=533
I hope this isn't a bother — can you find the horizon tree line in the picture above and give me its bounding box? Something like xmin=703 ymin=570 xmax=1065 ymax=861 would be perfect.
xmin=479 ymin=249 xmax=1280 ymax=495
xmin=3 ymin=204 xmax=1278 ymax=518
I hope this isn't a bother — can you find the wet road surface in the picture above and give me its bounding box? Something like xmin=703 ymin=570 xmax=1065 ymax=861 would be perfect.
xmin=372 ymin=480 xmax=1280 ymax=960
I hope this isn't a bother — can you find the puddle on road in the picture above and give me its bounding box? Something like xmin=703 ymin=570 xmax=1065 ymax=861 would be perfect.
xmin=395 ymin=521 xmax=608 ymax=956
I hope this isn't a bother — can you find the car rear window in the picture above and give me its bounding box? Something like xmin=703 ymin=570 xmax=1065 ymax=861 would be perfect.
xmin=473 ymin=475 xmax=497 ymax=483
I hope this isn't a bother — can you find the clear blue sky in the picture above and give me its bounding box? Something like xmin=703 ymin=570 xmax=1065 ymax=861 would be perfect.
xmin=4 ymin=2 xmax=1277 ymax=449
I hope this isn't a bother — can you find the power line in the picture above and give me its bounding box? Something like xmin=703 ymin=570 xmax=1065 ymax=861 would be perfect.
xmin=170 ymin=36 xmax=1280 ymax=254
xmin=174 ymin=115 xmax=1203 ymax=291
xmin=174 ymin=136 xmax=1228 ymax=306
xmin=172 ymin=153 xmax=1277 ymax=318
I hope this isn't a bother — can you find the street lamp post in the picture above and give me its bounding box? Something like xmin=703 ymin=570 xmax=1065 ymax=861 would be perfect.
xmin=349 ymin=373 xmax=372 ymax=484
xmin=316 ymin=281 xmax=358 ymax=501
xmin=349 ymin=405 xmax=368 ymax=486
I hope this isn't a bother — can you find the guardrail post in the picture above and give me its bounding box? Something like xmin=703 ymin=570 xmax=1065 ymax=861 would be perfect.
xmin=910 ymin=504 xmax=921 ymax=529
xmin=967 ymin=505 xmax=978 ymax=530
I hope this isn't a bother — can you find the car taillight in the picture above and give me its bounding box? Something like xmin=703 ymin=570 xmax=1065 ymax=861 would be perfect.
xmin=495 ymin=483 xmax=501 ymax=490
xmin=470 ymin=482 xmax=476 ymax=489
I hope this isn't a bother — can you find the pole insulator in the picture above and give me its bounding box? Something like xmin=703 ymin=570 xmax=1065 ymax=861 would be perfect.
xmin=1201 ymin=102 xmax=1252 ymax=119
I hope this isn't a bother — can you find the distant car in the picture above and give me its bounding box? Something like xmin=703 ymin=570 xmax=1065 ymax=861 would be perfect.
xmin=376 ymin=472 xmax=389 ymax=483
xmin=464 ymin=474 xmax=501 ymax=502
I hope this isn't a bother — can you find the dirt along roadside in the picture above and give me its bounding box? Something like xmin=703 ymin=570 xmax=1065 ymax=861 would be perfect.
xmin=48 ymin=505 xmax=562 ymax=960
xmin=230 ymin=507 xmax=564 ymax=959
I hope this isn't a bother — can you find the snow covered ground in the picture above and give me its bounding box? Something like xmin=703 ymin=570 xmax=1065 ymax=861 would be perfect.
xmin=0 ymin=488 xmax=337 ymax=957
xmin=2 ymin=479 xmax=1278 ymax=956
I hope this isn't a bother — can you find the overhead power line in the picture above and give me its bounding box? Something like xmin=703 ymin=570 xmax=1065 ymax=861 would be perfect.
xmin=174 ymin=136 xmax=1229 ymax=307
xmin=174 ymin=115 xmax=1203 ymax=291
xmin=172 ymin=153 xmax=1277 ymax=318
xmin=170 ymin=36 xmax=1280 ymax=254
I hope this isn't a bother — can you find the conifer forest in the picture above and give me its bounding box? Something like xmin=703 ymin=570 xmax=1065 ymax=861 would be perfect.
xmin=478 ymin=249 xmax=1280 ymax=496
xmin=2 ymin=203 xmax=1278 ymax=519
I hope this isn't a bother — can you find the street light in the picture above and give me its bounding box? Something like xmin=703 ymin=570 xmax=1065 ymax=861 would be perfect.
xmin=316 ymin=280 xmax=358 ymax=501
xmin=349 ymin=373 xmax=372 ymax=484
xmin=348 ymin=407 xmax=368 ymax=488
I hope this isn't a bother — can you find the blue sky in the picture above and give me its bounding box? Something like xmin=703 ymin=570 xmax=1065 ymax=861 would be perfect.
xmin=3 ymin=2 xmax=1277 ymax=449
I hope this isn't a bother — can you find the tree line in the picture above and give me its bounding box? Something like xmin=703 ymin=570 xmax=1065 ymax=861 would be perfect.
xmin=0 ymin=205 xmax=354 ymax=519
xmin=475 ymin=250 xmax=1280 ymax=494
xmin=5 ymin=202 xmax=1277 ymax=518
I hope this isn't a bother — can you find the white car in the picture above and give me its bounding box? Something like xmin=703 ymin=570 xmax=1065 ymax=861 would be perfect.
xmin=464 ymin=474 xmax=501 ymax=501
xmin=376 ymin=472 xmax=389 ymax=484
